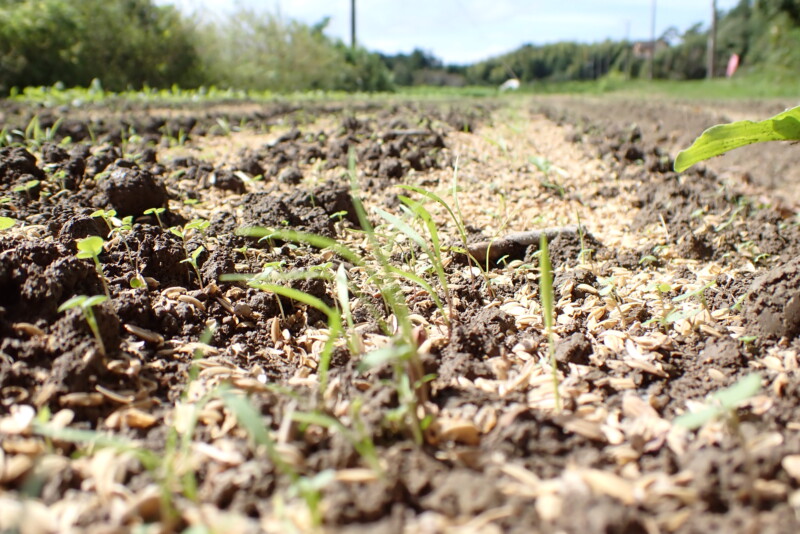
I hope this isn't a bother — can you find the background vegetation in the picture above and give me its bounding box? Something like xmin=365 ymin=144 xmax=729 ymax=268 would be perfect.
xmin=0 ymin=0 xmax=798 ymax=94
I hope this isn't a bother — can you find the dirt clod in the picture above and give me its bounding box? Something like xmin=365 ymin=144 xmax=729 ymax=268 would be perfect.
xmin=745 ymin=255 xmax=800 ymax=340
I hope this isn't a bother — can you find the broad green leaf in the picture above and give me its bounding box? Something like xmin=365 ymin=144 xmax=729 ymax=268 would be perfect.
xmin=675 ymin=105 xmax=800 ymax=172
xmin=0 ymin=217 xmax=15 ymax=230
xmin=76 ymin=236 xmax=104 ymax=257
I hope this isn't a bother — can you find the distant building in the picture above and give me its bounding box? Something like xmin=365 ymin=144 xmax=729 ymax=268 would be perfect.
xmin=632 ymin=39 xmax=669 ymax=59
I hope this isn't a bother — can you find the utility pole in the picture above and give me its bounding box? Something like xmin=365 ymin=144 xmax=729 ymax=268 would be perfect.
xmin=707 ymin=0 xmax=717 ymax=78
xmin=351 ymin=0 xmax=356 ymax=49
xmin=648 ymin=0 xmax=656 ymax=80
xmin=624 ymin=19 xmax=632 ymax=80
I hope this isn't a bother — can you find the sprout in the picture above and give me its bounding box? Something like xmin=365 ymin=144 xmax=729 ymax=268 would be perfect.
xmin=76 ymin=236 xmax=110 ymax=297
xmin=58 ymin=295 xmax=109 ymax=355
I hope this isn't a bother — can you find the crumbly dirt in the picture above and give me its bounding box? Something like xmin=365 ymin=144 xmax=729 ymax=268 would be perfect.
xmin=2 ymin=95 xmax=800 ymax=534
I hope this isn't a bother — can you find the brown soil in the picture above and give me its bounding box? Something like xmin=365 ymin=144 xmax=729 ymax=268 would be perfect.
xmin=2 ymin=95 xmax=800 ymax=534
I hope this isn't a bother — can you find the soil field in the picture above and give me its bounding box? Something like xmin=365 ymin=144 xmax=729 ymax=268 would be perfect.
xmin=2 ymin=94 xmax=800 ymax=534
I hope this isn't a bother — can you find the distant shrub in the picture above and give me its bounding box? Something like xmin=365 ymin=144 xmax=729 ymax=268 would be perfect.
xmin=0 ymin=0 xmax=201 ymax=93
xmin=197 ymin=9 xmax=392 ymax=93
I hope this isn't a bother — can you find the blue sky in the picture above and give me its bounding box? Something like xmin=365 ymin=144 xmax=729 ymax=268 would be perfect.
xmin=170 ymin=0 xmax=740 ymax=65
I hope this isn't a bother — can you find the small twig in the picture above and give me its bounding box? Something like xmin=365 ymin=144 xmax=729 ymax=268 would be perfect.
xmin=382 ymin=129 xmax=433 ymax=138
xmin=463 ymin=225 xmax=579 ymax=265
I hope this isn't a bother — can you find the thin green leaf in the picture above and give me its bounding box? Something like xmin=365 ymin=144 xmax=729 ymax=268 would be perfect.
xmin=386 ymin=265 xmax=445 ymax=313
xmin=237 ymin=227 xmax=363 ymax=266
xmin=539 ymin=235 xmax=554 ymax=331
xmin=220 ymin=390 xmax=274 ymax=452
xmin=58 ymin=295 xmax=87 ymax=312
xmin=249 ymin=282 xmax=336 ymax=319
xmin=84 ymin=295 xmax=109 ymax=308
xmin=373 ymin=206 xmax=428 ymax=251
xmin=357 ymin=344 xmax=409 ymax=373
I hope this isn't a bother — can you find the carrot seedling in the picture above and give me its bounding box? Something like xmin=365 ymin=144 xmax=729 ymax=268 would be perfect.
xmin=144 ymin=207 xmax=166 ymax=228
xmin=674 ymin=373 xmax=762 ymax=430
xmin=674 ymin=372 xmax=763 ymax=506
xmin=13 ymin=179 xmax=40 ymax=202
xmin=76 ymin=236 xmax=110 ymax=298
xmin=58 ymin=295 xmax=109 ymax=355
xmin=180 ymin=245 xmax=205 ymax=289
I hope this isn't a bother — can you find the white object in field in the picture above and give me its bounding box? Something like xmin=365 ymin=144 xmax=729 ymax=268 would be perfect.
xmin=499 ymin=78 xmax=520 ymax=91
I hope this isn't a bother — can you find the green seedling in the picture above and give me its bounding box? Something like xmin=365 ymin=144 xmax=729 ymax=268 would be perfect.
xmin=213 ymin=117 xmax=233 ymax=136
xmin=639 ymin=255 xmax=658 ymax=267
xmin=180 ymin=245 xmax=206 ymax=289
xmin=539 ymin=234 xmax=561 ymax=413
xmin=335 ymin=263 xmax=363 ymax=356
xmin=675 ymin=373 xmax=762 ymax=430
xmin=91 ymin=208 xmax=120 ymax=236
xmin=398 ymin=161 xmax=493 ymax=298
xmin=531 ymin=156 xmax=567 ymax=198
xmin=674 ymin=373 xmax=763 ymax=506
xmin=171 ymin=219 xmax=210 ymax=288
xmin=675 ymin=104 xmax=800 ymax=172
xmin=645 ymin=281 xmax=717 ymax=331
xmin=232 ymin=153 xmax=433 ymax=445
xmin=329 ymin=210 xmax=349 ymax=224
xmin=34 ymin=387 xmax=219 ymax=528
xmin=374 ymin=199 xmax=451 ymax=326
xmin=12 ymin=115 xmax=63 ymax=151
xmin=219 ymin=388 xmax=329 ymax=527
xmin=643 ymin=282 xmax=675 ymax=330
xmin=598 ymin=275 xmax=627 ymax=329
xmin=76 ymin=236 xmax=111 ymax=298
xmin=292 ymin=407 xmax=382 ymax=475
xmin=672 ymin=280 xmax=716 ymax=322
xmin=0 ymin=217 xmax=15 ymax=230
xmin=184 ymin=218 xmax=210 ymax=235
xmin=58 ymin=295 xmax=109 ymax=355
xmin=92 ymin=209 xmax=144 ymax=288
xmin=0 ymin=126 xmax=12 ymax=147
xmin=345 ymin=152 xmax=430 ymax=445
xmin=144 ymin=207 xmax=166 ymax=228
xmin=13 ymin=179 xmax=40 ymax=201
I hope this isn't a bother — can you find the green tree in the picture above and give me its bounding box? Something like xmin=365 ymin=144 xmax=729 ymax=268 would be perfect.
xmin=0 ymin=0 xmax=200 ymax=93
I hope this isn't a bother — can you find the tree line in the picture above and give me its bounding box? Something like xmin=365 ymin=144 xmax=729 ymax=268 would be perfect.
xmin=0 ymin=0 xmax=797 ymax=94
xmin=463 ymin=0 xmax=800 ymax=84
